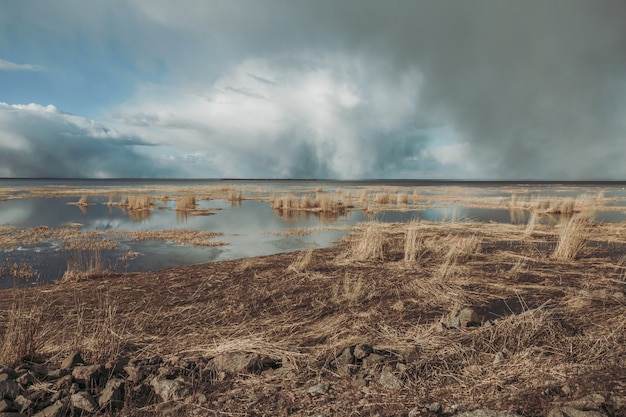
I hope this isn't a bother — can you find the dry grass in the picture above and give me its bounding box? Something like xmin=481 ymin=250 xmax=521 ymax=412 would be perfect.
xmin=403 ymin=220 xmax=421 ymax=262
xmin=552 ymin=212 xmax=592 ymax=261
xmin=288 ymin=247 xmax=315 ymax=273
xmin=0 ymin=293 xmax=45 ymax=366
xmin=175 ymin=193 xmax=196 ymax=211
xmin=1 ymin=218 xmax=626 ymax=415
xmin=346 ymin=222 xmax=386 ymax=262
xmin=62 ymin=249 xmax=110 ymax=282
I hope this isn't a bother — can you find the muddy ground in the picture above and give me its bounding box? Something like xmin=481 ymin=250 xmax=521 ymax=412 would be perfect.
xmin=0 ymin=219 xmax=625 ymax=416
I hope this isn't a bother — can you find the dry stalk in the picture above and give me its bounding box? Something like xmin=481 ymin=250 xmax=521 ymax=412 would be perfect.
xmin=349 ymin=222 xmax=385 ymax=262
xmin=403 ymin=220 xmax=421 ymax=262
xmin=288 ymin=247 xmax=315 ymax=273
xmin=0 ymin=293 xmax=45 ymax=366
xmin=552 ymin=212 xmax=592 ymax=261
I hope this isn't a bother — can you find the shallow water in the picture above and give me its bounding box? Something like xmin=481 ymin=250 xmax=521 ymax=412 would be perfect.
xmin=2 ymin=179 xmax=626 ymax=289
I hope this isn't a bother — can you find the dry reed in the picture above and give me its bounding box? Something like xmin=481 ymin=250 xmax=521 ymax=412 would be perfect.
xmin=552 ymin=212 xmax=592 ymax=260
xmin=403 ymin=220 xmax=421 ymax=262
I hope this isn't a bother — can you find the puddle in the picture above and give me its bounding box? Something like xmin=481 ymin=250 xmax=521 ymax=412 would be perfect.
xmin=3 ymin=180 xmax=626 ymax=289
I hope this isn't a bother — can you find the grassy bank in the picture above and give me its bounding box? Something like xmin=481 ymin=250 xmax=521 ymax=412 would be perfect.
xmin=0 ymin=218 xmax=625 ymax=415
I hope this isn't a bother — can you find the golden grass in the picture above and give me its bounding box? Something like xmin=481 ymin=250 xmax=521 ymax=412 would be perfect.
xmin=403 ymin=220 xmax=421 ymax=262
xmin=1 ymin=217 xmax=626 ymax=415
xmin=175 ymin=193 xmax=196 ymax=211
xmin=346 ymin=222 xmax=386 ymax=262
xmin=552 ymin=212 xmax=592 ymax=261
xmin=288 ymin=247 xmax=315 ymax=273
xmin=0 ymin=293 xmax=44 ymax=366
xmin=62 ymin=249 xmax=110 ymax=282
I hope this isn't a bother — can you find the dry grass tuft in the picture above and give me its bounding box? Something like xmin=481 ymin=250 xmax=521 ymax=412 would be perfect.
xmin=435 ymin=235 xmax=481 ymax=281
xmin=62 ymin=249 xmax=110 ymax=282
xmin=348 ymin=222 xmax=386 ymax=262
xmin=552 ymin=212 xmax=592 ymax=261
xmin=0 ymin=294 xmax=44 ymax=366
xmin=374 ymin=193 xmax=391 ymax=204
xmin=288 ymin=247 xmax=315 ymax=273
xmin=175 ymin=193 xmax=196 ymax=211
xmin=403 ymin=220 xmax=421 ymax=262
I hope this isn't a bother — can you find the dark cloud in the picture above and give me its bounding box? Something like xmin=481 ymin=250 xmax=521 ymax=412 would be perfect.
xmin=2 ymin=0 xmax=626 ymax=179
xmin=0 ymin=103 xmax=175 ymax=178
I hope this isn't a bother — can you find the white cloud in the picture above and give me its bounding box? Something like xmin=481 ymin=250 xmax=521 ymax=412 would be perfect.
xmin=0 ymin=58 xmax=44 ymax=71
xmin=111 ymin=53 xmax=443 ymax=179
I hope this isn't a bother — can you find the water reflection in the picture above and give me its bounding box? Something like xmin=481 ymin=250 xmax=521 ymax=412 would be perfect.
xmin=3 ymin=181 xmax=626 ymax=289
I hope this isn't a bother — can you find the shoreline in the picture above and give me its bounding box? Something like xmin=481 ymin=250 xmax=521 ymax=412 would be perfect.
xmin=0 ymin=220 xmax=624 ymax=416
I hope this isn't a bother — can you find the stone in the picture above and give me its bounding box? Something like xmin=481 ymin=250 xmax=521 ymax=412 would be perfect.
xmin=547 ymin=407 xmax=607 ymax=417
xmin=123 ymin=364 xmax=148 ymax=383
xmin=70 ymin=391 xmax=97 ymax=413
xmin=71 ymin=365 xmax=104 ymax=387
xmin=150 ymin=378 xmax=190 ymax=402
xmin=60 ymin=352 xmax=84 ymax=370
xmin=33 ymin=401 xmax=65 ymax=417
xmin=353 ymin=344 xmax=373 ymax=360
xmin=14 ymin=373 xmax=34 ymax=386
xmin=51 ymin=374 xmax=73 ymax=391
xmin=0 ymin=400 xmax=12 ymax=413
xmin=456 ymin=411 xmax=523 ymax=417
xmin=458 ymin=307 xmax=481 ymax=327
xmin=493 ymin=349 xmax=510 ymax=365
xmin=565 ymin=393 xmax=606 ymax=410
xmin=425 ymin=402 xmax=442 ymax=413
xmin=12 ymin=396 xmax=31 ymax=414
xmin=209 ymin=353 xmax=277 ymax=374
xmin=105 ymin=356 xmax=129 ymax=375
xmin=379 ymin=370 xmax=402 ymax=390
xmin=332 ymin=348 xmax=354 ymax=367
xmin=361 ymin=353 xmax=386 ymax=368
xmin=98 ymin=378 xmax=125 ymax=410
xmin=0 ymin=380 xmax=19 ymax=400
xmin=307 ymin=382 xmax=330 ymax=396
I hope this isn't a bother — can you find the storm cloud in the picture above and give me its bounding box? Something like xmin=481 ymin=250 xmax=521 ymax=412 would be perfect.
xmin=1 ymin=0 xmax=626 ymax=179
xmin=0 ymin=103 xmax=172 ymax=178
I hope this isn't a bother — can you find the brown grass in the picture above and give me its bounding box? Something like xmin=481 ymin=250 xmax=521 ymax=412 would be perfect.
xmin=62 ymin=249 xmax=110 ymax=282
xmin=0 ymin=293 xmax=45 ymax=366
xmin=403 ymin=220 xmax=421 ymax=262
xmin=552 ymin=212 xmax=592 ymax=261
xmin=175 ymin=193 xmax=196 ymax=211
xmin=0 ymin=218 xmax=625 ymax=415
xmin=346 ymin=222 xmax=386 ymax=262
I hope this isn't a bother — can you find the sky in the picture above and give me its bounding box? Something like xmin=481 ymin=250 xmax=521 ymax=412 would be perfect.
xmin=1 ymin=0 xmax=626 ymax=180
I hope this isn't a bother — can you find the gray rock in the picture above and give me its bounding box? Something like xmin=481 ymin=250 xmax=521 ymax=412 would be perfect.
xmin=32 ymin=401 xmax=65 ymax=417
xmin=70 ymin=391 xmax=97 ymax=413
xmin=60 ymin=352 xmax=84 ymax=370
xmin=150 ymin=378 xmax=190 ymax=402
xmin=12 ymin=396 xmax=31 ymax=414
xmin=209 ymin=353 xmax=277 ymax=374
xmin=0 ymin=413 xmax=26 ymax=417
xmin=307 ymin=382 xmax=330 ymax=395
xmin=565 ymin=394 xmax=606 ymax=410
xmin=123 ymin=364 xmax=148 ymax=383
xmin=547 ymin=407 xmax=607 ymax=417
xmin=408 ymin=407 xmax=420 ymax=417
xmin=332 ymin=348 xmax=354 ymax=367
xmin=459 ymin=307 xmax=481 ymax=327
xmin=105 ymin=356 xmax=129 ymax=375
xmin=98 ymin=378 xmax=125 ymax=410
xmin=456 ymin=410 xmax=523 ymax=417
xmin=71 ymin=365 xmax=104 ymax=387
xmin=425 ymin=402 xmax=442 ymax=413
xmin=0 ymin=400 xmax=12 ymax=413
xmin=362 ymin=353 xmax=386 ymax=368
xmin=493 ymin=349 xmax=510 ymax=365
xmin=379 ymin=370 xmax=402 ymax=390
xmin=0 ymin=380 xmax=19 ymax=400
xmin=353 ymin=344 xmax=373 ymax=360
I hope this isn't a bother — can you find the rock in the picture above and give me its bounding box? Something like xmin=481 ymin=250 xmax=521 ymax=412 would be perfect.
xmin=0 ymin=380 xmax=19 ymax=400
xmin=0 ymin=400 xmax=12 ymax=413
xmin=150 ymin=378 xmax=190 ymax=402
xmin=98 ymin=378 xmax=125 ymax=410
xmin=425 ymin=402 xmax=442 ymax=413
xmin=70 ymin=391 xmax=97 ymax=413
xmin=14 ymin=373 xmax=34 ymax=386
xmin=32 ymin=401 xmax=65 ymax=417
xmin=565 ymin=393 xmax=606 ymax=410
xmin=458 ymin=307 xmax=481 ymax=327
xmin=60 ymin=352 xmax=84 ymax=370
xmin=123 ymin=364 xmax=149 ymax=383
xmin=72 ymin=365 xmax=104 ymax=387
xmin=379 ymin=370 xmax=402 ymax=390
xmin=332 ymin=348 xmax=354 ymax=367
xmin=408 ymin=407 xmax=420 ymax=417
xmin=12 ymin=396 xmax=31 ymax=414
xmin=353 ymin=344 xmax=373 ymax=360
xmin=51 ymin=374 xmax=73 ymax=392
xmin=0 ymin=413 xmax=26 ymax=417
xmin=362 ymin=353 xmax=386 ymax=369
xmin=493 ymin=349 xmax=510 ymax=365
xmin=307 ymin=382 xmax=330 ymax=396
xmin=105 ymin=356 xmax=129 ymax=375
xmin=403 ymin=347 xmax=420 ymax=363
xmin=209 ymin=353 xmax=278 ymax=374
xmin=456 ymin=411 xmax=523 ymax=417
xmin=547 ymin=407 xmax=607 ymax=417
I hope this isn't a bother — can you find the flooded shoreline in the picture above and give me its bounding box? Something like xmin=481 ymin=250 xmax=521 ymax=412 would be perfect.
xmin=2 ymin=179 xmax=626 ymax=289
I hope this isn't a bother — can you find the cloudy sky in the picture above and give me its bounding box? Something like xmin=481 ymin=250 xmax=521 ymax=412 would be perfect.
xmin=1 ymin=1 xmax=626 ymax=179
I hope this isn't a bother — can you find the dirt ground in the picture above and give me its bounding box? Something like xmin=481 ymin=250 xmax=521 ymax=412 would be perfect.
xmin=0 ymin=219 xmax=625 ymax=416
